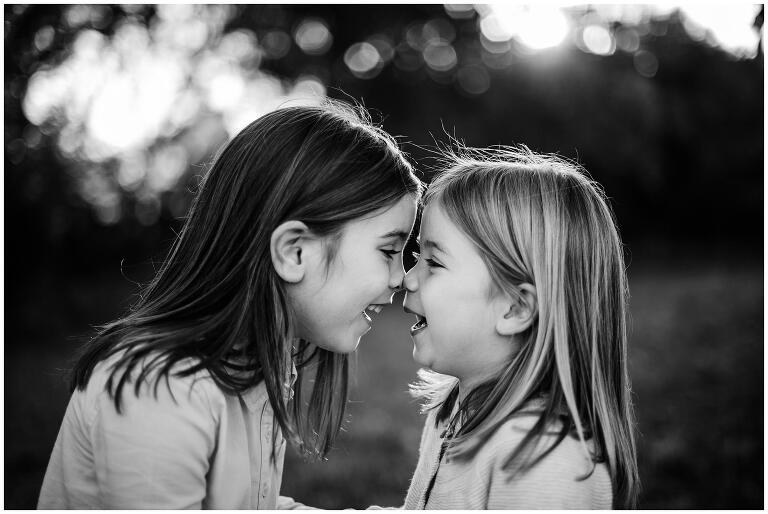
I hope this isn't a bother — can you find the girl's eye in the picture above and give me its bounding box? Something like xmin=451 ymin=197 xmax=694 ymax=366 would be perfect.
xmin=412 ymin=251 xmax=443 ymax=269
xmin=426 ymin=258 xmax=443 ymax=269
xmin=381 ymin=249 xmax=401 ymax=260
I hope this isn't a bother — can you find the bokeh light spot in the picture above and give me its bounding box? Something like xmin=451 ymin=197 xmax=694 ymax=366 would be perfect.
xmin=294 ymin=18 xmax=333 ymax=55
xmin=368 ymin=34 xmax=395 ymax=63
xmin=582 ymin=25 xmax=615 ymax=56
xmin=156 ymin=4 xmax=195 ymax=22
xmin=34 ymin=26 xmax=55 ymax=53
xmin=479 ymin=14 xmax=513 ymax=43
xmin=344 ymin=42 xmax=382 ymax=78
xmin=7 ymin=139 xmax=27 ymax=165
xmin=515 ymin=7 xmax=569 ymax=50
xmin=615 ymin=27 xmax=640 ymax=53
xmin=394 ymin=42 xmax=422 ymax=71
xmin=293 ymin=75 xmax=327 ymax=99
xmin=423 ymin=41 xmax=457 ymax=72
xmin=147 ymin=144 xmax=189 ymax=194
xmin=457 ymin=65 xmax=490 ymax=95
xmin=117 ymin=153 xmax=146 ymax=192
xmin=634 ymin=49 xmax=659 ymax=78
xmin=423 ymin=18 xmax=456 ymax=44
xmin=219 ymin=29 xmax=260 ymax=63
xmin=262 ymin=30 xmax=291 ymax=59
xmin=89 ymin=5 xmax=113 ymax=30
xmin=481 ymin=49 xmax=515 ymax=70
xmin=679 ymin=4 xmax=761 ymax=58
xmin=481 ymin=5 xmax=569 ymax=50
xmin=22 ymin=125 xmax=43 ymax=149
xmin=405 ymin=23 xmax=426 ymax=50
xmin=480 ymin=34 xmax=512 ymax=55
xmin=64 ymin=5 xmax=90 ymax=30
xmin=207 ymin=70 xmax=246 ymax=111
xmin=444 ymin=4 xmax=475 ymax=20
xmin=135 ymin=194 xmax=162 ymax=226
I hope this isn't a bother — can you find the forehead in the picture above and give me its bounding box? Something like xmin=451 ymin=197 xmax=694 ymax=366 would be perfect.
xmin=345 ymin=194 xmax=417 ymax=237
xmin=420 ymin=202 xmax=456 ymax=242
xmin=420 ymin=202 xmax=479 ymax=258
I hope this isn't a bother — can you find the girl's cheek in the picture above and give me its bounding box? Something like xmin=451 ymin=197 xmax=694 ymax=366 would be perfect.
xmin=388 ymin=258 xmax=400 ymax=278
xmin=420 ymin=278 xmax=437 ymax=311
xmin=367 ymin=260 xmax=389 ymax=291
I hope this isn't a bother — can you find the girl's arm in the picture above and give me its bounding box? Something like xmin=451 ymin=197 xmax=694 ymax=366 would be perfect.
xmin=91 ymin=374 xmax=219 ymax=509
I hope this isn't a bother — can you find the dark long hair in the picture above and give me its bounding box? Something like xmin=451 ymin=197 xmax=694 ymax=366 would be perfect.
xmin=71 ymin=100 xmax=422 ymax=459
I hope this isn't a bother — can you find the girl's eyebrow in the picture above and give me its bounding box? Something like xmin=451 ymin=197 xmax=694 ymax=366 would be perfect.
xmin=416 ymin=237 xmax=449 ymax=257
xmin=380 ymin=229 xmax=410 ymax=241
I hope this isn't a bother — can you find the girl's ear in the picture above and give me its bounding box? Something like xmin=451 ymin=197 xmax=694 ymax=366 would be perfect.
xmin=270 ymin=220 xmax=313 ymax=283
xmin=495 ymin=283 xmax=538 ymax=337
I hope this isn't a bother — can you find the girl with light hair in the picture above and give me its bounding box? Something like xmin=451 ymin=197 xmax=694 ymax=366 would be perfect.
xmin=402 ymin=146 xmax=639 ymax=509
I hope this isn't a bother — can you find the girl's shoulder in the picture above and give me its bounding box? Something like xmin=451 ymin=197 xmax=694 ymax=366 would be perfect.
xmin=421 ymin=398 xmax=613 ymax=507
xmin=82 ymin=350 xmax=227 ymax=411
xmin=482 ymin=410 xmax=590 ymax=468
xmin=480 ymin=412 xmax=613 ymax=508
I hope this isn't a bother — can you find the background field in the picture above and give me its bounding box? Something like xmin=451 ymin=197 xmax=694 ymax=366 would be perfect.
xmin=5 ymin=244 xmax=762 ymax=508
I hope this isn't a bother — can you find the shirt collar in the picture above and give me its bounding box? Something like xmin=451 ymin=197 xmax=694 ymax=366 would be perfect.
xmin=241 ymin=380 xmax=269 ymax=412
xmin=240 ymin=361 xmax=297 ymax=412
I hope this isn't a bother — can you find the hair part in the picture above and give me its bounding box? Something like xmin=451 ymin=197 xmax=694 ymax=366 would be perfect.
xmin=71 ymin=99 xmax=423 ymax=461
xmin=412 ymin=145 xmax=639 ymax=508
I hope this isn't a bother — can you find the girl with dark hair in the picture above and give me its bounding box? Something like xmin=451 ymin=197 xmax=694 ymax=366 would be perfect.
xmin=38 ymin=101 xmax=422 ymax=509
xmin=401 ymin=146 xmax=638 ymax=509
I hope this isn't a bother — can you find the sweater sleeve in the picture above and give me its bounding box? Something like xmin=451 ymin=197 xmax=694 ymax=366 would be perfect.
xmin=91 ymin=373 xmax=220 ymax=509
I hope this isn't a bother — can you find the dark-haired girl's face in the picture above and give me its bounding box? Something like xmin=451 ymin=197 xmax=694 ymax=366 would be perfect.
xmin=289 ymin=195 xmax=417 ymax=353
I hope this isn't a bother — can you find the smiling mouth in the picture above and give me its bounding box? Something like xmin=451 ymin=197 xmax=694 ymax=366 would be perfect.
xmin=410 ymin=314 xmax=428 ymax=335
xmin=362 ymin=304 xmax=385 ymax=323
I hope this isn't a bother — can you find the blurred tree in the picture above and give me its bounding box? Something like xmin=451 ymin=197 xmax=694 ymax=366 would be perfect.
xmin=4 ymin=4 xmax=763 ymax=277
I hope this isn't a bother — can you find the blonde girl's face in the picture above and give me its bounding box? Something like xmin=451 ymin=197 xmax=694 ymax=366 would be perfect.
xmin=403 ymin=201 xmax=515 ymax=384
xmin=292 ymin=195 xmax=418 ymax=354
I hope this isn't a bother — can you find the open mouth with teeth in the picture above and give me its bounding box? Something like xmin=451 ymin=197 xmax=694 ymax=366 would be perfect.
xmin=362 ymin=304 xmax=385 ymax=323
xmin=410 ymin=314 xmax=428 ymax=335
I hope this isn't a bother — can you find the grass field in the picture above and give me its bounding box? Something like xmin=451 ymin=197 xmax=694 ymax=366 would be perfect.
xmin=4 ymin=251 xmax=763 ymax=508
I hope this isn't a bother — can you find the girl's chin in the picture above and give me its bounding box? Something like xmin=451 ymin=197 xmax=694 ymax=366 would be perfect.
xmin=411 ymin=345 xmax=431 ymax=368
xmin=309 ymin=327 xmax=365 ymax=354
xmin=340 ymin=332 xmax=366 ymax=352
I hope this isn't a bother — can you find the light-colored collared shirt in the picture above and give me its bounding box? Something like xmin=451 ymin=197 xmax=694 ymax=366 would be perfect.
xmin=38 ymin=353 xmax=305 ymax=509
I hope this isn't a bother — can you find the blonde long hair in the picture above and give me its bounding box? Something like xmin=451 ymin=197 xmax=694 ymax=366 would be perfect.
xmin=412 ymin=145 xmax=639 ymax=508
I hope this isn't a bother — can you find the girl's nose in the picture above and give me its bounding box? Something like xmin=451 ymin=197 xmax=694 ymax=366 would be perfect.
xmin=403 ymin=265 xmax=418 ymax=292
xmin=389 ymin=265 xmax=406 ymax=291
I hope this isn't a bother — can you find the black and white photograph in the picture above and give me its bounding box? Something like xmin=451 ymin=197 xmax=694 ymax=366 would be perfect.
xmin=4 ymin=3 xmax=763 ymax=509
